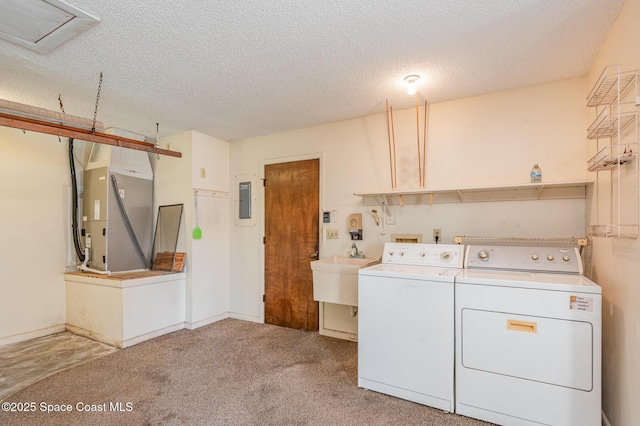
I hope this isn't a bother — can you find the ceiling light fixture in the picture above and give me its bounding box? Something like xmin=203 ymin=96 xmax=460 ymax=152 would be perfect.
xmin=404 ymin=75 xmax=420 ymax=95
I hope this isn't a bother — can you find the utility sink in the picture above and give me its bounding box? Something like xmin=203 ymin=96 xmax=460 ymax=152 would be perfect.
xmin=311 ymin=256 xmax=381 ymax=306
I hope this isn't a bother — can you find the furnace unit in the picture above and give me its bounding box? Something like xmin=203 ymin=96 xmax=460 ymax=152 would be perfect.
xmin=83 ymin=139 xmax=153 ymax=272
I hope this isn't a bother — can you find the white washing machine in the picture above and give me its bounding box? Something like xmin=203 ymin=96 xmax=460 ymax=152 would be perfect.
xmin=357 ymin=243 xmax=464 ymax=412
xmin=456 ymin=245 xmax=602 ymax=426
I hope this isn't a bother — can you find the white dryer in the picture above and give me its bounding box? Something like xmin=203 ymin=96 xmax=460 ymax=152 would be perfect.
xmin=455 ymin=245 xmax=602 ymax=426
xmin=358 ymin=243 xmax=464 ymax=412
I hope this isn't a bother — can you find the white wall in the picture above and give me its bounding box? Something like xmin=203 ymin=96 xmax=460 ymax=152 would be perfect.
xmin=152 ymin=132 xmax=193 ymax=261
xmin=154 ymin=130 xmax=230 ymax=329
xmin=586 ymin=1 xmax=640 ymax=425
xmin=229 ymin=77 xmax=589 ymax=320
xmin=190 ymin=132 xmax=230 ymax=327
xmin=0 ymin=127 xmax=88 ymax=345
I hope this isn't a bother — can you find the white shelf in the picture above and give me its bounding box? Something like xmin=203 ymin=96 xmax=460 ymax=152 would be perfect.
xmin=587 ymin=65 xmax=639 ymax=239
xmin=354 ymin=181 xmax=592 ymax=206
xmin=589 ymin=224 xmax=639 ymax=239
xmin=587 ymin=108 xmax=636 ymax=140
xmin=587 ymin=67 xmax=636 ymax=107
xmin=587 ymin=144 xmax=637 ymax=171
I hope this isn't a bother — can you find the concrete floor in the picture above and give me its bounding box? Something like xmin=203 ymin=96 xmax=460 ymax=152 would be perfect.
xmin=0 ymin=332 xmax=117 ymax=401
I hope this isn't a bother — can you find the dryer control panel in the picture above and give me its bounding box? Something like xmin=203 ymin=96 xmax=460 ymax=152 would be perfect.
xmin=464 ymin=245 xmax=582 ymax=275
xmin=382 ymin=243 xmax=464 ymax=268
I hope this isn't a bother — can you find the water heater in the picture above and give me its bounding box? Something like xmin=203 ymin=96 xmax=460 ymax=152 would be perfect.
xmin=83 ymin=131 xmax=153 ymax=272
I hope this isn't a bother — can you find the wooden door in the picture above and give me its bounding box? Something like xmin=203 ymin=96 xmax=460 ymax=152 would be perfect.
xmin=264 ymin=159 xmax=319 ymax=331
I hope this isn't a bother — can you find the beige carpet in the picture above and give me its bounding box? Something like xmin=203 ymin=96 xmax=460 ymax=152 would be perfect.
xmin=0 ymin=319 xmax=492 ymax=426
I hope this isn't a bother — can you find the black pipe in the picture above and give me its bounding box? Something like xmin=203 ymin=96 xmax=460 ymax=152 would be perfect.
xmin=68 ymin=138 xmax=85 ymax=262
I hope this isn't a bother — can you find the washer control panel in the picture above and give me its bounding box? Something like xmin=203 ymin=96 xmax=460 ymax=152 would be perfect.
xmin=382 ymin=243 xmax=464 ymax=268
xmin=464 ymin=245 xmax=582 ymax=274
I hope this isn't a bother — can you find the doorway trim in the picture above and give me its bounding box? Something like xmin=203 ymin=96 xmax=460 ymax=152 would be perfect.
xmin=258 ymin=152 xmax=324 ymax=324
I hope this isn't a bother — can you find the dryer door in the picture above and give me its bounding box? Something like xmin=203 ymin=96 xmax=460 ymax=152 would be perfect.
xmin=461 ymin=309 xmax=593 ymax=391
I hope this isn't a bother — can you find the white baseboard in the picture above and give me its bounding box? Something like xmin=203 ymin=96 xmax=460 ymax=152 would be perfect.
xmin=0 ymin=324 xmax=66 ymax=348
xmin=184 ymin=311 xmax=261 ymax=329
xmin=185 ymin=312 xmax=230 ymax=330
xmin=1 ymin=313 xmax=262 ymax=349
xmin=65 ymin=324 xmax=121 ymax=348
xmin=122 ymin=323 xmax=185 ymax=348
xmin=67 ymin=322 xmax=186 ymax=349
xmin=319 ymin=327 xmax=358 ymax=342
xmin=229 ymin=311 xmax=261 ymax=323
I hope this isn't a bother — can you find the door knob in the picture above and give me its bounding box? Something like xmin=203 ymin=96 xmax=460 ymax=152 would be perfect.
xmin=310 ymin=251 xmax=319 ymax=259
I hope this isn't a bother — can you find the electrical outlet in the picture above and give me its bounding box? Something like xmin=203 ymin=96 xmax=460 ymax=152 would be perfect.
xmin=200 ymin=168 xmax=206 ymax=178
xmin=385 ymin=205 xmax=395 ymax=225
xmin=326 ymin=228 xmax=339 ymax=239
xmin=433 ymin=228 xmax=441 ymax=242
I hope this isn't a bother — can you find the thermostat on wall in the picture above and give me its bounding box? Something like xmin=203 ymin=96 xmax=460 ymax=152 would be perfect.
xmin=323 ymin=210 xmax=338 ymax=224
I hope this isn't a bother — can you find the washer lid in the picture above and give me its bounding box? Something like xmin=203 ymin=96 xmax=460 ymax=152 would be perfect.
xmin=456 ymin=269 xmax=601 ymax=294
xmin=359 ymin=263 xmax=460 ymax=282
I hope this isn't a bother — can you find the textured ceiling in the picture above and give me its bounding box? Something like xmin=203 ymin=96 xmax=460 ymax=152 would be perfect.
xmin=0 ymin=0 xmax=624 ymax=142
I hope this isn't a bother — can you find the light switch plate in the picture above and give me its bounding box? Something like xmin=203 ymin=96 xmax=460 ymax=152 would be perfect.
xmin=326 ymin=228 xmax=339 ymax=239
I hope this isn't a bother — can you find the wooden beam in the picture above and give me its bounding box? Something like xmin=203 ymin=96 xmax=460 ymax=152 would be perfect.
xmin=0 ymin=112 xmax=182 ymax=158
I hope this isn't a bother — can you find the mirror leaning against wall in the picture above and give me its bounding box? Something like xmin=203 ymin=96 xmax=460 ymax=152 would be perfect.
xmin=152 ymin=204 xmax=184 ymax=272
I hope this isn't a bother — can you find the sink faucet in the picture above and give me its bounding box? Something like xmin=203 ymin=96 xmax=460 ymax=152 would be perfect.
xmin=350 ymin=243 xmax=364 ymax=258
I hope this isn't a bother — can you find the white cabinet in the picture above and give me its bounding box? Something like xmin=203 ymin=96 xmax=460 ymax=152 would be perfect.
xmin=65 ymin=272 xmax=186 ymax=348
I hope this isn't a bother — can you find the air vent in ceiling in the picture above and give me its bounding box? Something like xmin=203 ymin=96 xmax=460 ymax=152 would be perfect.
xmin=0 ymin=0 xmax=99 ymax=54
